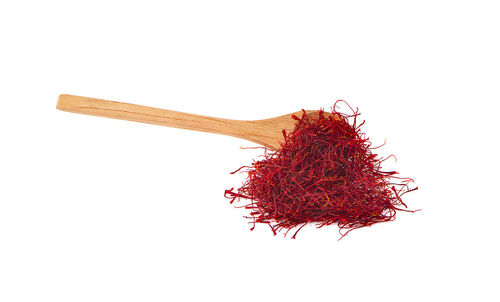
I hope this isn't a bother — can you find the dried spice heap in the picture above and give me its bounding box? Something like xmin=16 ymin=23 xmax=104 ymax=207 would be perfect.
xmin=225 ymin=102 xmax=417 ymax=239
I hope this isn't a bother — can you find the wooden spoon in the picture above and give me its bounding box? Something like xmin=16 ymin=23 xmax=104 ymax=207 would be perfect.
xmin=56 ymin=94 xmax=317 ymax=150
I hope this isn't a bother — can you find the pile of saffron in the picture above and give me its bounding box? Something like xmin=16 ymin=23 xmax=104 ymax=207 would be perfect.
xmin=225 ymin=102 xmax=417 ymax=239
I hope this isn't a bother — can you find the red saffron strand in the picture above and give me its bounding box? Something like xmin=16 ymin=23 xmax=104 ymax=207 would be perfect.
xmin=225 ymin=103 xmax=417 ymax=239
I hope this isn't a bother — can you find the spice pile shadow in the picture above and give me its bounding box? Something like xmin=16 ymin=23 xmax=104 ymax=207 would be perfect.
xmin=225 ymin=102 xmax=417 ymax=239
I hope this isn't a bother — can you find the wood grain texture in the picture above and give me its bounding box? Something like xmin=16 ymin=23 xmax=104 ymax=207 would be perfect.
xmin=56 ymin=94 xmax=313 ymax=150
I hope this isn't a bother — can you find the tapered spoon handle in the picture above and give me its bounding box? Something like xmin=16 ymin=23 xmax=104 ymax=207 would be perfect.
xmin=57 ymin=93 xmax=254 ymax=133
xmin=56 ymin=94 xmax=295 ymax=149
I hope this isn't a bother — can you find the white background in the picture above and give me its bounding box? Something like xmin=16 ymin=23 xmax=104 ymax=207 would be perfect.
xmin=1 ymin=1 xmax=499 ymax=301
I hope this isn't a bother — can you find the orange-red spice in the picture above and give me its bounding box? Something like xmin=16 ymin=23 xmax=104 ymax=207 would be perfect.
xmin=225 ymin=102 xmax=417 ymax=239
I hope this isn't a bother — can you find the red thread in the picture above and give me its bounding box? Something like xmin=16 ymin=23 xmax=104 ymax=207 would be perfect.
xmin=225 ymin=103 xmax=417 ymax=239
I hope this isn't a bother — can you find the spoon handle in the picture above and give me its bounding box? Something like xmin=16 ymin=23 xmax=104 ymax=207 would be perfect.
xmin=56 ymin=94 xmax=251 ymax=137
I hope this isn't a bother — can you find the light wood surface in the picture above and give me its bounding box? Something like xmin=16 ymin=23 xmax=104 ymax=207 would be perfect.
xmin=56 ymin=94 xmax=314 ymax=150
